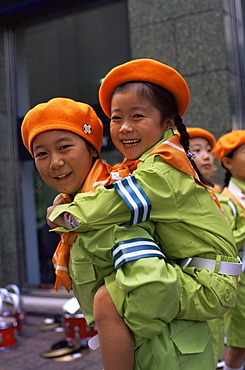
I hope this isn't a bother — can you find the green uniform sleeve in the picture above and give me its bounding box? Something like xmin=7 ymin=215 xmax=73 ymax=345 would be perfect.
xmin=217 ymin=193 xmax=245 ymax=251
xmin=105 ymin=224 xmax=182 ymax=348
xmin=49 ymin=185 xmax=130 ymax=232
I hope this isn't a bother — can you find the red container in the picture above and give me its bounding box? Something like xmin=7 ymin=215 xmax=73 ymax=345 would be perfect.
xmin=2 ymin=308 xmax=25 ymax=334
xmin=62 ymin=313 xmax=97 ymax=341
xmin=0 ymin=316 xmax=18 ymax=351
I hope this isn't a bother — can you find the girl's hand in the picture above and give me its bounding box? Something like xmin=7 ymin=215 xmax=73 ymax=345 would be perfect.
xmin=46 ymin=193 xmax=70 ymax=229
xmin=46 ymin=205 xmax=60 ymax=229
xmin=46 ymin=204 xmax=67 ymax=229
xmin=53 ymin=193 xmax=64 ymax=206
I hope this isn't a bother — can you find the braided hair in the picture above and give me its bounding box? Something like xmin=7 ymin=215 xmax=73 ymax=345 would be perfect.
xmin=114 ymin=81 xmax=213 ymax=187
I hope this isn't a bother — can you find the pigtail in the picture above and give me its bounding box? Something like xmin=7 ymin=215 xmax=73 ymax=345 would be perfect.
xmin=175 ymin=115 xmax=214 ymax=188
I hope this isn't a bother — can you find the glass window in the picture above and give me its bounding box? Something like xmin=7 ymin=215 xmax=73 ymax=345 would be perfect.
xmin=18 ymin=0 xmax=130 ymax=285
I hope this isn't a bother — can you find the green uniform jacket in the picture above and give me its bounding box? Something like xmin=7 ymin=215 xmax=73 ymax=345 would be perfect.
xmin=66 ymin=207 xmax=215 ymax=369
xmin=69 ymin=222 xmax=181 ymax=344
xmin=217 ymin=178 xmax=245 ymax=347
xmin=50 ymin=130 xmax=238 ymax=324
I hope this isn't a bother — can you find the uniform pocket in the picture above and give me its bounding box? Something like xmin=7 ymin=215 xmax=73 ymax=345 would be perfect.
xmin=171 ymin=320 xmax=212 ymax=354
xmin=69 ymin=260 xmax=96 ymax=285
xmin=210 ymin=274 xmax=237 ymax=308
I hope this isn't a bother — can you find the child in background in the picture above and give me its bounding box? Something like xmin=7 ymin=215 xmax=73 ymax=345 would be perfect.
xmin=48 ymin=59 xmax=240 ymax=369
xmin=178 ymin=126 xmax=225 ymax=364
xmin=186 ymin=127 xmax=222 ymax=192
xmin=213 ymin=130 xmax=245 ymax=370
xmin=21 ymin=97 xmax=184 ymax=370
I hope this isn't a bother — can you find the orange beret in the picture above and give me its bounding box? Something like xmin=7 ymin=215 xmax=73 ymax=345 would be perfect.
xmin=213 ymin=130 xmax=245 ymax=162
xmin=21 ymin=97 xmax=103 ymax=156
xmin=186 ymin=127 xmax=216 ymax=149
xmin=99 ymin=58 xmax=190 ymax=118
xmin=174 ymin=127 xmax=216 ymax=149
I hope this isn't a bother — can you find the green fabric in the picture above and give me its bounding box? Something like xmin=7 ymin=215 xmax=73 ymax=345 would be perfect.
xmin=217 ymin=178 xmax=245 ymax=252
xmin=208 ymin=316 xmax=225 ymax=364
xmin=49 ymin=130 xmax=239 ymax=365
xmin=225 ymin=269 xmax=245 ymax=347
xmin=69 ymin=222 xmax=182 ymax=339
xmin=217 ymin=179 xmax=245 ymax=348
xmin=51 ymin=130 xmax=238 ymax=322
xmin=134 ymin=320 xmax=214 ymax=370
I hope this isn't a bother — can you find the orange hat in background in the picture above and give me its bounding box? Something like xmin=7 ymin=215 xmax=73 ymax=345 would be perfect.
xmin=213 ymin=130 xmax=245 ymax=163
xmin=99 ymin=58 xmax=190 ymax=118
xmin=186 ymin=127 xmax=216 ymax=149
xmin=21 ymin=97 xmax=103 ymax=156
xmin=174 ymin=127 xmax=216 ymax=149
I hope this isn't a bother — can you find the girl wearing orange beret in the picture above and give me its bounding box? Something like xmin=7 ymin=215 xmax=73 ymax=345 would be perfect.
xmin=213 ymin=130 xmax=245 ymax=370
xmin=181 ymin=127 xmax=224 ymax=364
xmin=47 ymin=60 xmax=240 ymax=370
xmin=187 ymin=127 xmax=222 ymax=192
xmin=175 ymin=127 xmax=222 ymax=194
xmin=22 ymin=97 xmax=184 ymax=370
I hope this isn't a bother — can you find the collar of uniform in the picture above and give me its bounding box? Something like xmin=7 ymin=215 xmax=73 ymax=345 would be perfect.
xmin=230 ymin=177 xmax=245 ymax=193
xmin=139 ymin=129 xmax=174 ymax=162
xmin=228 ymin=178 xmax=245 ymax=208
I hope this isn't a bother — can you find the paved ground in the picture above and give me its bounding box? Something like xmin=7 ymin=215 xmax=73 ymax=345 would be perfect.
xmin=0 ymin=310 xmax=229 ymax=370
xmin=0 ymin=313 xmax=103 ymax=370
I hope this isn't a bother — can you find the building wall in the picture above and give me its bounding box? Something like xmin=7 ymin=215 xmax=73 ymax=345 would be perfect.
xmin=128 ymin=0 xmax=244 ymax=137
xmin=0 ymin=26 xmax=24 ymax=287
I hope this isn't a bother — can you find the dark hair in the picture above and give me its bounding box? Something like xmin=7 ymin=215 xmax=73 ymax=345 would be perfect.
xmin=113 ymin=82 xmax=214 ymax=187
xmin=222 ymin=148 xmax=237 ymax=187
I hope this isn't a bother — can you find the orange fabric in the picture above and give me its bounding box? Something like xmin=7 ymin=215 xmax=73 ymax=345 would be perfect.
xmin=213 ymin=183 xmax=222 ymax=193
xmin=149 ymin=135 xmax=201 ymax=182
xmin=52 ymin=231 xmax=78 ymax=292
xmin=52 ymin=159 xmax=112 ymax=292
xmin=99 ymin=58 xmax=190 ymax=118
xmin=213 ymin=130 xmax=245 ymax=163
xmin=111 ymin=159 xmax=141 ymax=177
xmin=174 ymin=127 xmax=216 ymax=149
xmin=21 ymin=98 xmax=103 ymax=156
xmin=222 ymin=187 xmax=245 ymax=211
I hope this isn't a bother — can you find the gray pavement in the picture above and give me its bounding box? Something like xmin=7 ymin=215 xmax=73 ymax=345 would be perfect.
xmin=0 ymin=311 xmax=227 ymax=370
xmin=0 ymin=313 xmax=103 ymax=370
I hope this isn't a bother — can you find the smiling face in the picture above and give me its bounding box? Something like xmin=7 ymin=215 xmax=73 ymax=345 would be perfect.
xmin=110 ymin=85 xmax=174 ymax=160
xmin=189 ymin=137 xmax=216 ymax=179
xmin=33 ymin=130 xmax=97 ymax=194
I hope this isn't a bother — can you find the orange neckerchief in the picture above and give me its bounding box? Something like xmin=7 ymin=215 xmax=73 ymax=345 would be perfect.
xmin=149 ymin=135 xmax=224 ymax=213
xmin=52 ymin=158 xmax=113 ymax=292
xmin=222 ymin=187 xmax=245 ymax=212
xmin=149 ymin=135 xmax=202 ymax=182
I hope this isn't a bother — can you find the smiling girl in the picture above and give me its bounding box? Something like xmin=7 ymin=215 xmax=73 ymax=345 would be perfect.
xmin=22 ymin=97 xmax=184 ymax=370
xmin=47 ymin=59 xmax=241 ymax=370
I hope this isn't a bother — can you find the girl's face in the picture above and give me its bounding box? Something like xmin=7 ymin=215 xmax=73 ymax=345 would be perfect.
xmin=33 ymin=130 xmax=97 ymax=194
xmin=222 ymin=143 xmax=245 ymax=182
xmin=189 ymin=137 xmax=215 ymax=180
xmin=110 ymin=88 xmax=174 ymax=160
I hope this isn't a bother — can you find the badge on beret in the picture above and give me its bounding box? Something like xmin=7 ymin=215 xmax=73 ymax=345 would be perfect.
xmin=83 ymin=124 xmax=92 ymax=134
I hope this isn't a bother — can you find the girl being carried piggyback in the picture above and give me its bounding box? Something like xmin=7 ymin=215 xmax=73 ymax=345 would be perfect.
xmin=47 ymin=60 xmax=241 ymax=370
xmin=21 ymin=97 xmax=183 ymax=370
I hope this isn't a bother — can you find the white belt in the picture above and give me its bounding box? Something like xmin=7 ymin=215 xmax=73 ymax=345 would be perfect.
xmin=238 ymin=245 xmax=245 ymax=272
xmin=181 ymin=256 xmax=242 ymax=275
